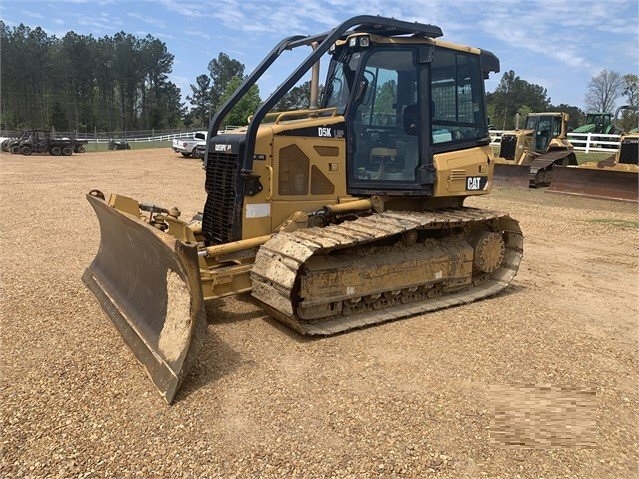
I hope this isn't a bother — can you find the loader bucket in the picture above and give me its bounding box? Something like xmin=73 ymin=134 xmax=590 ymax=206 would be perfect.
xmin=547 ymin=166 xmax=638 ymax=203
xmin=492 ymin=163 xmax=531 ymax=189
xmin=82 ymin=193 xmax=207 ymax=403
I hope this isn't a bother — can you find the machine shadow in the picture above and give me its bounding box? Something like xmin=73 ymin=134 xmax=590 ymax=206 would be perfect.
xmin=176 ymin=281 xmax=529 ymax=401
xmin=203 ymin=293 xmax=267 ymax=325
xmin=492 ymin=283 xmax=526 ymax=297
xmin=174 ymin=330 xmax=249 ymax=403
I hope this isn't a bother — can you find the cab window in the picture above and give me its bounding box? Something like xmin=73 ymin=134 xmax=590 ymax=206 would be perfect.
xmin=350 ymin=48 xmax=420 ymax=183
xmin=431 ymin=49 xmax=486 ymax=144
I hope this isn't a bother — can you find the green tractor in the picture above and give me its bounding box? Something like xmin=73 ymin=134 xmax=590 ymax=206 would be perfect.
xmin=573 ymin=112 xmax=619 ymax=135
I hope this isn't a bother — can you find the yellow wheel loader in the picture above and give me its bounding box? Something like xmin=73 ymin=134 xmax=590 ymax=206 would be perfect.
xmin=493 ymin=112 xmax=577 ymax=188
xmin=83 ymin=16 xmax=523 ymax=403
xmin=548 ymin=105 xmax=638 ymax=202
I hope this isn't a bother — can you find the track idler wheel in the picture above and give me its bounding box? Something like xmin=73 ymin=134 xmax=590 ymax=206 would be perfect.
xmin=401 ymin=230 xmax=418 ymax=246
xmin=471 ymin=231 xmax=505 ymax=273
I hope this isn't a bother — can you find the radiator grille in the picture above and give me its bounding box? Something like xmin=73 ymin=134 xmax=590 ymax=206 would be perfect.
xmin=202 ymin=150 xmax=242 ymax=244
xmin=499 ymin=135 xmax=517 ymax=160
xmin=619 ymin=139 xmax=638 ymax=165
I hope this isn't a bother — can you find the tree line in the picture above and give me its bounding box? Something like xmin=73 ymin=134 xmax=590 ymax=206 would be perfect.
xmin=0 ymin=23 xmax=313 ymax=133
xmin=488 ymin=70 xmax=638 ymax=131
xmin=583 ymin=70 xmax=638 ymax=133
xmin=1 ymin=22 xmax=184 ymax=133
xmin=2 ymin=21 xmax=637 ymax=134
xmin=184 ymin=52 xmax=315 ymax=129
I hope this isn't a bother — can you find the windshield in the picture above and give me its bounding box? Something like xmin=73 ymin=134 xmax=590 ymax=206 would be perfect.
xmin=323 ymin=49 xmax=362 ymax=114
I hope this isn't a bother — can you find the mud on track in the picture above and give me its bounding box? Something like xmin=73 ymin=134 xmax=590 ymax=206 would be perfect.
xmin=1 ymin=149 xmax=637 ymax=478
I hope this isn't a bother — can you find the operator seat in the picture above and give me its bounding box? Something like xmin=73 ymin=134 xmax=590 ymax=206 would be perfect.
xmin=377 ymin=104 xmax=424 ymax=181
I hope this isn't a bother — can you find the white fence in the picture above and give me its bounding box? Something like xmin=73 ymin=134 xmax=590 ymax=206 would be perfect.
xmin=72 ymin=127 xmax=240 ymax=145
xmin=489 ymin=130 xmax=621 ymax=153
xmin=1 ymin=128 xmax=241 ymax=145
xmin=4 ymin=129 xmax=621 ymax=152
xmin=566 ymin=132 xmax=620 ymax=153
xmin=74 ymin=130 xmax=205 ymax=144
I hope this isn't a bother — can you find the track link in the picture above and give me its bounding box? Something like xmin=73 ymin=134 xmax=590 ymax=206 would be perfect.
xmin=251 ymin=207 xmax=523 ymax=335
xmin=529 ymin=150 xmax=577 ymax=187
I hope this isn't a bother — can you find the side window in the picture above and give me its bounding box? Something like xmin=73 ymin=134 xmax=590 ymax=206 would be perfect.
xmin=535 ymin=118 xmax=552 ymax=152
xmin=431 ymin=49 xmax=486 ymax=144
xmin=538 ymin=119 xmax=551 ymax=135
xmin=324 ymin=52 xmax=361 ymax=115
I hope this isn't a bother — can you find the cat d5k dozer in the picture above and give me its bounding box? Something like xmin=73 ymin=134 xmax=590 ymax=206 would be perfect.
xmin=548 ymin=105 xmax=638 ymax=202
xmin=83 ymin=16 xmax=523 ymax=403
xmin=493 ymin=113 xmax=577 ymax=188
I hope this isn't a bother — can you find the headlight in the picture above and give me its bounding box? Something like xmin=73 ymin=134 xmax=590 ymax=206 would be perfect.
xmin=346 ymin=35 xmax=371 ymax=48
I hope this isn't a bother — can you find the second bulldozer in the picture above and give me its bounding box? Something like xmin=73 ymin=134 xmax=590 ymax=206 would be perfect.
xmin=83 ymin=16 xmax=523 ymax=403
xmin=493 ymin=112 xmax=577 ymax=188
xmin=548 ymin=105 xmax=638 ymax=202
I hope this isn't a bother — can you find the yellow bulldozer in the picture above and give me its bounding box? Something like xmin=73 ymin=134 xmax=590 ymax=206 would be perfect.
xmin=83 ymin=16 xmax=523 ymax=403
xmin=548 ymin=105 xmax=638 ymax=202
xmin=492 ymin=112 xmax=577 ymax=188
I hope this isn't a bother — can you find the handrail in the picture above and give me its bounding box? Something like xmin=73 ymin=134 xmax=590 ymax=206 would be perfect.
xmin=206 ymin=34 xmax=307 ymax=165
xmin=240 ymin=16 xmax=442 ymax=177
xmin=272 ymin=107 xmax=338 ymax=124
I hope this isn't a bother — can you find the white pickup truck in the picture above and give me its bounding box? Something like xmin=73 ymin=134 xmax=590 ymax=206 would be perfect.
xmin=172 ymin=131 xmax=207 ymax=158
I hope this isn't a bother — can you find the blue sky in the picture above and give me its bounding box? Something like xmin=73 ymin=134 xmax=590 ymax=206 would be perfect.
xmin=2 ymin=0 xmax=637 ymax=111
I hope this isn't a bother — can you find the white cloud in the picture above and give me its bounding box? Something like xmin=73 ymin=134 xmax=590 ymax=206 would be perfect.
xmin=77 ymin=15 xmax=123 ymax=32
xmin=182 ymin=30 xmax=212 ymax=41
xmin=20 ymin=9 xmax=44 ymax=19
xmin=126 ymin=12 xmax=166 ymax=29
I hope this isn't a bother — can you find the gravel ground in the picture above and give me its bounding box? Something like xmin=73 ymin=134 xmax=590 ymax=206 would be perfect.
xmin=1 ymin=149 xmax=637 ymax=478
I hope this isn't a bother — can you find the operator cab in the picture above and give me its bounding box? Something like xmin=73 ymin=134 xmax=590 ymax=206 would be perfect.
xmin=323 ymin=34 xmax=491 ymax=195
xmin=524 ymin=114 xmax=563 ymax=153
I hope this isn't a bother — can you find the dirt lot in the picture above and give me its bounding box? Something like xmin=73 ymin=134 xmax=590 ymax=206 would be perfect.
xmin=1 ymin=149 xmax=637 ymax=478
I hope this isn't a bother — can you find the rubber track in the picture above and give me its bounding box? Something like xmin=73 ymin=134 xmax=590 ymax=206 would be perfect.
xmin=529 ymin=150 xmax=577 ymax=187
xmin=251 ymin=207 xmax=523 ymax=335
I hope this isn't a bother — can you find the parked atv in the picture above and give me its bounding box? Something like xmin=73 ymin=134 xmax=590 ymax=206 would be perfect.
xmin=108 ymin=139 xmax=130 ymax=150
xmin=19 ymin=130 xmax=74 ymax=156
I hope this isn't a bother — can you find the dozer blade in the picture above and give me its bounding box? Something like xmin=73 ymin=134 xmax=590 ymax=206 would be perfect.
xmin=547 ymin=166 xmax=638 ymax=203
xmin=82 ymin=193 xmax=207 ymax=403
xmin=492 ymin=163 xmax=531 ymax=189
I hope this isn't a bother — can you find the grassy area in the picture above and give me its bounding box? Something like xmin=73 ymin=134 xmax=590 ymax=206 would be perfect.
xmin=587 ymin=218 xmax=639 ymax=229
xmin=82 ymin=140 xmax=172 ymax=152
xmin=574 ymin=151 xmax=614 ymax=165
